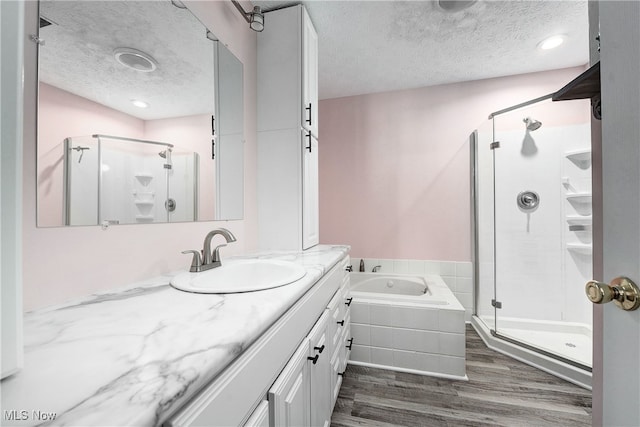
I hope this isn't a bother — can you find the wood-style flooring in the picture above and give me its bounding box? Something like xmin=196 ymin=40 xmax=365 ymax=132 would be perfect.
xmin=331 ymin=325 xmax=592 ymax=427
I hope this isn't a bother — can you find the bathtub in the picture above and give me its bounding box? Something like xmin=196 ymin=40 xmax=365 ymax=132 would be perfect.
xmin=348 ymin=272 xmax=467 ymax=380
xmin=351 ymin=273 xmax=448 ymax=303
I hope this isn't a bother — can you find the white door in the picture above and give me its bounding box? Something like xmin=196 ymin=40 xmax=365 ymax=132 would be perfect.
xmin=594 ymin=2 xmax=640 ymax=426
xmin=302 ymin=131 xmax=319 ymax=249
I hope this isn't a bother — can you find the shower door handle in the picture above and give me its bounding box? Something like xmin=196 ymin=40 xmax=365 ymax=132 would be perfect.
xmin=585 ymin=277 xmax=640 ymax=311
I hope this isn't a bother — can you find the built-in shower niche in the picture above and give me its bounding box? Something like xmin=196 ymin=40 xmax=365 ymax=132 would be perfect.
xmin=63 ymin=135 xmax=199 ymax=226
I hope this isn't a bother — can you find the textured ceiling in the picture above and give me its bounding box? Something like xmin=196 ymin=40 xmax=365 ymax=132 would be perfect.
xmin=255 ymin=0 xmax=589 ymax=100
xmin=39 ymin=1 xmax=590 ymax=115
xmin=39 ymin=0 xmax=215 ymax=120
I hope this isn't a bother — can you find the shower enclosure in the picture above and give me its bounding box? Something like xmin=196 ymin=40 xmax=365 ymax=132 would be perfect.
xmin=64 ymin=134 xmax=199 ymax=226
xmin=473 ymin=95 xmax=593 ymax=386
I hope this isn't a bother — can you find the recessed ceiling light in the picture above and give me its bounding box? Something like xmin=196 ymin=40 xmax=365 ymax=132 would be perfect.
xmin=438 ymin=0 xmax=477 ymax=12
xmin=114 ymin=48 xmax=158 ymax=72
xmin=131 ymin=99 xmax=149 ymax=108
xmin=538 ymin=35 xmax=565 ymax=50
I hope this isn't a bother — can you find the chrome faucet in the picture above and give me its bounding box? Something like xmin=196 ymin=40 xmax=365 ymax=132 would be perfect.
xmin=372 ymin=265 xmax=382 ymax=273
xmin=182 ymin=228 xmax=237 ymax=272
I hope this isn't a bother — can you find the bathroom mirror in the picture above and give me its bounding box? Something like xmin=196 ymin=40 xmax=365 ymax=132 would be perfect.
xmin=36 ymin=0 xmax=244 ymax=226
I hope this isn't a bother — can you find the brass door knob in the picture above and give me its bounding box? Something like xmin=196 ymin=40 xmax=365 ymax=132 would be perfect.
xmin=585 ymin=277 xmax=640 ymax=311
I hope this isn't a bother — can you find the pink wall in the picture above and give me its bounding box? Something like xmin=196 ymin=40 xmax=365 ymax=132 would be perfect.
xmin=23 ymin=0 xmax=258 ymax=311
xmin=319 ymin=66 xmax=588 ymax=261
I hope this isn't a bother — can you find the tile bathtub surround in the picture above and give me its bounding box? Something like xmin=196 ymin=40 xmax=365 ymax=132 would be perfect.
xmin=352 ymin=258 xmax=474 ymax=321
xmin=349 ymin=276 xmax=466 ymax=378
xmin=1 ymin=246 xmax=349 ymax=427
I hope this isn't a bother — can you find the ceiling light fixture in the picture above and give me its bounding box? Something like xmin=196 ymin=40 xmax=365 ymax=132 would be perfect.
xmin=438 ymin=0 xmax=477 ymax=13
xmin=538 ymin=35 xmax=565 ymax=50
xmin=131 ymin=99 xmax=149 ymax=108
xmin=114 ymin=48 xmax=158 ymax=72
xmin=230 ymin=0 xmax=264 ymax=32
xmin=171 ymin=0 xmax=187 ymax=9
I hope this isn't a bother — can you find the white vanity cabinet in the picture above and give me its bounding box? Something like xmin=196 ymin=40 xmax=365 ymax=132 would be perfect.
xmin=269 ymin=260 xmax=351 ymax=427
xmin=257 ymin=4 xmax=319 ymax=251
xmin=165 ymin=256 xmax=350 ymax=427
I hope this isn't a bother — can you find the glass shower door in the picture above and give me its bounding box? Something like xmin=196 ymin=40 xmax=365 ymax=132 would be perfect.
xmin=491 ymin=100 xmax=593 ymax=370
xmin=474 ymin=123 xmax=497 ymax=333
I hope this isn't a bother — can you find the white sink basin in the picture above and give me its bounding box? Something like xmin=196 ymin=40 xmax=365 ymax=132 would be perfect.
xmin=170 ymin=259 xmax=307 ymax=293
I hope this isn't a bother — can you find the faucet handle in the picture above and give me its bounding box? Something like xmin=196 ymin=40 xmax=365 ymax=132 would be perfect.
xmin=212 ymin=244 xmax=227 ymax=263
xmin=181 ymin=250 xmax=203 ymax=272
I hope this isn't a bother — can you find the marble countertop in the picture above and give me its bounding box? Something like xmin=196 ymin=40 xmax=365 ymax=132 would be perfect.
xmin=1 ymin=245 xmax=349 ymax=427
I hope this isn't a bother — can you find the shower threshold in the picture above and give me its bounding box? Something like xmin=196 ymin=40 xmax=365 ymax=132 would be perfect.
xmin=471 ymin=316 xmax=592 ymax=390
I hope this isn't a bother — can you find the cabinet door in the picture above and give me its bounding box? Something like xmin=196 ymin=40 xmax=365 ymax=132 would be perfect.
xmin=302 ymin=131 xmax=319 ymax=249
xmin=268 ymin=338 xmax=311 ymax=427
xmin=244 ymin=401 xmax=269 ymax=427
xmin=330 ymin=346 xmax=343 ymax=411
xmin=301 ymin=7 xmax=318 ymax=137
xmin=308 ymin=311 xmax=331 ymax=427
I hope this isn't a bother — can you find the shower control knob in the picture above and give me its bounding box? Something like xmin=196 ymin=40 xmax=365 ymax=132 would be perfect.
xmin=517 ymin=191 xmax=540 ymax=211
xmin=585 ymin=277 xmax=640 ymax=311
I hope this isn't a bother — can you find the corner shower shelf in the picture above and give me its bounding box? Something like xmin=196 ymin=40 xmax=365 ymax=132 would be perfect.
xmin=566 ymin=193 xmax=592 ymax=204
xmin=566 ymin=243 xmax=592 ymax=255
xmin=566 ymin=216 xmax=592 ymax=226
xmin=134 ymin=174 xmax=153 ymax=187
xmin=565 ymin=149 xmax=591 ymax=169
xmin=134 ymin=201 xmax=154 ymax=207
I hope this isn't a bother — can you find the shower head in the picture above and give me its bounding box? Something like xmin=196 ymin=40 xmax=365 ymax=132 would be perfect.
xmin=523 ymin=117 xmax=542 ymax=131
xmin=158 ymin=150 xmax=167 ymax=158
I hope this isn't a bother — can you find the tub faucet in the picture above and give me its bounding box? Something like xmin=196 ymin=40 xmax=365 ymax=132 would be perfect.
xmin=182 ymin=228 xmax=237 ymax=272
xmin=372 ymin=265 xmax=382 ymax=273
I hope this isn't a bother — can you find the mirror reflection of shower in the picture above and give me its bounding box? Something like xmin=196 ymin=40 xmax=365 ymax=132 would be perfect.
xmin=63 ymin=135 xmax=198 ymax=226
xmin=522 ymin=116 xmax=542 ymax=156
xmin=70 ymin=145 xmax=90 ymax=163
xmin=523 ymin=116 xmax=542 ymax=131
xmin=158 ymin=148 xmax=173 ymax=168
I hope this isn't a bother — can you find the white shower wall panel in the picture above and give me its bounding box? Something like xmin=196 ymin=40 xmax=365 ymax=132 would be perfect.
xmin=100 ymin=148 xmax=168 ymax=224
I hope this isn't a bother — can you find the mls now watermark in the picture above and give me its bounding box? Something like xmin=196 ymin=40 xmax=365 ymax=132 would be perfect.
xmin=4 ymin=410 xmax=57 ymax=422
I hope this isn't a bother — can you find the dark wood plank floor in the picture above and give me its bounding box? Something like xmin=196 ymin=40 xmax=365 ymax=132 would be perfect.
xmin=331 ymin=325 xmax=592 ymax=427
